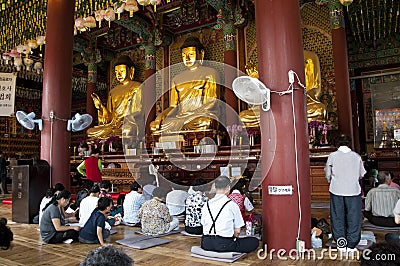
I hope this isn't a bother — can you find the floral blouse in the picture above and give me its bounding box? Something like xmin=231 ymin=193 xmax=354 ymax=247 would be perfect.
xmin=138 ymin=199 xmax=172 ymax=236
xmin=185 ymin=191 xmax=208 ymax=227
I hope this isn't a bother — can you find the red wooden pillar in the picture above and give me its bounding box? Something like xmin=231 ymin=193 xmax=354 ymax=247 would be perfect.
xmin=330 ymin=2 xmax=354 ymax=142
xmin=144 ymin=45 xmax=156 ymax=138
xmin=255 ymin=0 xmax=311 ymax=251
xmin=86 ymin=62 xmax=97 ymax=127
xmin=41 ymin=0 xmax=74 ymax=188
xmin=224 ymin=22 xmax=239 ymax=126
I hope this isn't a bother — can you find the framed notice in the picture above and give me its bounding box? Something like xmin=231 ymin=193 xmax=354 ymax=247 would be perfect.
xmin=0 ymin=73 xmax=16 ymax=116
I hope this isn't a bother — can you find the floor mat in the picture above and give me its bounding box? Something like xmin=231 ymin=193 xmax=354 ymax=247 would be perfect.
xmin=180 ymin=231 xmax=202 ymax=237
xmin=116 ymin=235 xmax=171 ymax=249
xmin=190 ymin=246 xmax=246 ymax=263
xmin=362 ymin=220 xmax=400 ymax=232
xmin=135 ymin=228 xmax=182 ymax=237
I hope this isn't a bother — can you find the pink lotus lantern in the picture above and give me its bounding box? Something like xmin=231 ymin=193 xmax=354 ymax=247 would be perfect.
xmin=104 ymin=7 xmax=115 ymax=27
xmin=9 ymin=50 xmax=20 ymax=58
xmin=2 ymin=53 xmax=11 ymax=65
xmin=36 ymin=36 xmax=46 ymax=50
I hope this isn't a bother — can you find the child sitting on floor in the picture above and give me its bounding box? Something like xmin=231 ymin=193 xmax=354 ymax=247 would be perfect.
xmin=79 ymin=197 xmax=113 ymax=246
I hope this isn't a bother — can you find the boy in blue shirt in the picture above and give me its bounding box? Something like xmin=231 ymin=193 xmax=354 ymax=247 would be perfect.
xmin=79 ymin=197 xmax=112 ymax=246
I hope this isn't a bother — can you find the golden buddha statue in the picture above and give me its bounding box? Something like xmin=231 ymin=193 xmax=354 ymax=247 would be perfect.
xmin=150 ymin=37 xmax=220 ymax=133
xmin=304 ymin=51 xmax=327 ymax=122
xmin=239 ymin=63 xmax=261 ymax=128
xmin=87 ymin=55 xmax=143 ymax=139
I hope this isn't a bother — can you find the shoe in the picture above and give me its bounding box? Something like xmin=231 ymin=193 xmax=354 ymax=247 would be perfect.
xmin=63 ymin=239 xmax=73 ymax=244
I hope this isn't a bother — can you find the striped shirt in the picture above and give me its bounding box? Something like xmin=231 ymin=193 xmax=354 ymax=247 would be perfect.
xmin=365 ymin=184 xmax=400 ymax=217
xmin=123 ymin=191 xmax=146 ymax=224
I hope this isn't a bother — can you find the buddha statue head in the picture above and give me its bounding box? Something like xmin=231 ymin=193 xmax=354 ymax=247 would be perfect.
xmin=180 ymin=37 xmax=205 ymax=70
xmin=114 ymin=55 xmax=135 ymax=84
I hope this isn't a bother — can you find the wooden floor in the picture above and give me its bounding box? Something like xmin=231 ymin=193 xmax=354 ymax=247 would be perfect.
xmin=0 ymin=198 xmax=384 ymax=266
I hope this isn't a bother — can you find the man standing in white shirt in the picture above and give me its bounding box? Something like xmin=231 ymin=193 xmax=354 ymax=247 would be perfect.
xmin=201 ymin=176 xmax=259 ymax=253
xmin=325 ymin=134 xmax=366 ymax=253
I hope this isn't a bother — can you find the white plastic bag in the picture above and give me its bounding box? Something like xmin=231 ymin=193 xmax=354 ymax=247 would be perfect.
xmin=311 ymin=231 xmax=322 ymax=248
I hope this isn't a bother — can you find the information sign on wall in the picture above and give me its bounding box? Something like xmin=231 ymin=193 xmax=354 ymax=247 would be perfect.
xmin=0 ymin=73 xmax=16 ymax=116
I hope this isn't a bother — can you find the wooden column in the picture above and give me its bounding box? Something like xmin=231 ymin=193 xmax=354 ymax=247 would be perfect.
xmin=330 ymin=1 xmax=354 ymax=142
xmin=224 ymin=22 xmax=239 ymax=126
xmin=41 ymin=0 xmax=74 ymax=188
xmin=144 ymin=45 xmax=156 ymax=138
xmin=255 ymin=0 xmax=311 ymax=251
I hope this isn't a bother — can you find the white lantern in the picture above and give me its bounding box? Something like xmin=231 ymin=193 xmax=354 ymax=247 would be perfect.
xmin=23 ymin=58 xmax=34 ymax=71
xmin=14 ymin=57 xmax=23 ymax=71
xmin=34 ymin=61 xmax=43 ymax=74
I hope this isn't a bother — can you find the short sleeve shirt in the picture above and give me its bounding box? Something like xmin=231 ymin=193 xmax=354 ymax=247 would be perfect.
xmin=40 ymin=204 xmax=64 ymax=243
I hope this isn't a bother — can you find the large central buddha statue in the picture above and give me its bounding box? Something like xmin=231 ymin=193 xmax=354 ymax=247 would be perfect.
xmin=87 ymin=55 xmax=143 ymax=139
xmin=150 ymin=37 xmax=220 ymax=133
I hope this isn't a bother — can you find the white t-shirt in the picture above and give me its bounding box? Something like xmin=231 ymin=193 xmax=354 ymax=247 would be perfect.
xmin=38 ymin=196 xmax=52 ymax=225
xmin=201 ymin=194 xmax=244 ymax=237
xmin=79 ymin=196 xmax=99 ymax=226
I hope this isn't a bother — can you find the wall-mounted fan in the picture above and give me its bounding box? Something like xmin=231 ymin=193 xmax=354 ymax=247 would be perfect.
xmin=16 ymin=111 xmax=43 ymax=131
xmin=67 ymin=113 xmax=93 ymax=132
xmin=232 ymin=76 xmax=270 ymax=111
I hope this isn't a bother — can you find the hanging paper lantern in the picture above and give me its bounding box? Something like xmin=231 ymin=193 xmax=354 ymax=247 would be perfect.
xmin=27 ymin=39 xmax=38 ymax=50
xmin=115 ymin=2 xmax=126 ymax=20
xmin=36 ymin=36 xmax=46 ymax=50
xmin=14 ymin=57 xmax=23 ymax=71
xmin=104 ymin=7 xmax=116 ymax=27
xmin=137 ymin=0 xmax=150 ymax=5
xmin=125 ymin=0 xmax=139 ymax=17
xmin=23 ymin=58 xmax=34 ymax=71
xmin=339 ymin=0 xmax=353 ymax=6
xmin=34 ymin=61 xmax=43 ymax=74
xmin=94 ymin=10 xmax=106 ymax=28
xmin=2 ymin=53 xmax=11 ymax=65
xmin=84 ymin=16 xmax=96 ymax=29
xmin=9 ymin=50 xmax=19 ymax=58
xmin=75 ymin=17 xmax=86 ymax=32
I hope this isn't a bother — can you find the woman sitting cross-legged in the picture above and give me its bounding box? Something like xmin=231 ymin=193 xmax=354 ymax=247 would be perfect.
xmin=138 ymin=187 xmax=179 ymax=236
xmin=228 ymin=178 xmax=254 ymax=221
xmin=185 ymin=178 xmax=209 ymax=235
xmin=40 ymin=190 xmax=80 ymax=244
xmin=79 ymin=197 xmax=113 ymax=246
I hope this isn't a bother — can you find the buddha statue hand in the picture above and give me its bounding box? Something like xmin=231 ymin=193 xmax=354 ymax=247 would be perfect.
xmin=91 ymin=93 xmax=104 ymax=110
xmin=91 ymin=92 xmax=111 ymax=125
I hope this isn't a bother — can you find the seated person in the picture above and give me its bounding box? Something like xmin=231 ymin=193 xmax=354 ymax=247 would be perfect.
xmin=37 ymin=187 xmax=55 ymax=225
xmin=79 ymin=197 xmax=113 ymax=246
xmin=138 ymin=187 xmax=179 ymax=236
xmin=364 ymin=171 xmax=400 ymax=227
xmin=150 ymin=36 xmax=220 ymax=133
xmin=87 ymin=55 xmax=143 ymax=139
xmin=201 ymin=176 xmax=259 ymax=253
xmin=0 ymin=217 xmax=13 ymax=250
xmin=99 ymin=180 xmax=112 ymax=199
xmin=166 ymin=188 xmax=189 ymax=217
xmin=75 ymin=180 xmax=95 ymax=209
xmin=185 ymin=178 xmax=209 ymax=235
xmin=385 ymin=199 xmax=400 ymax=245
xmin=228 ymin=178 xmax=254 ymax=221
xmin=80 ymin=245 xmax=133 ymax=266
xmin=79 ymin=185 xmax=101 ymax=226
xmin=123 ymin=181 xmax=146 ymax=225
xmin=40 ymin=190 xmax=80 ymax=244
xmin=141 ymin=173 xmax=157 ymax=201
xmin=388 ymin=172 xmax=400 ymax=190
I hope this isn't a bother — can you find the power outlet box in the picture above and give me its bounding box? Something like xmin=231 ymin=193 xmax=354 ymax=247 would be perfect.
xmin=296 ymin=239 xmax=305 ymax=253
